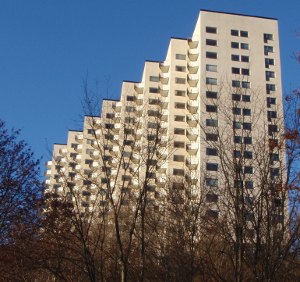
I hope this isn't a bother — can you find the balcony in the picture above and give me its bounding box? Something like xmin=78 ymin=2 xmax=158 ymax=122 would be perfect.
xmin=109 ymin=146 xmax=119 ymax=156
xmin=186 ymin=115 xmax=198 ymax=127
xmin=75 ymin=154 xmax=82 ymax=162
xmin=135 ymin=129 xmax=143 ymax=140
xmin=75 ymin=134 xmax=83 ymax=143
xmin=92 ymin=150 xmax=100 ymax=159
xmin=157 ymin=162 xmax=167 ymax=173
xmin=188 ymin=39 xmax=199 ymax=49
xmin=92 ymin=140 xmax=100 ymax=149
xmin=187 ymin=87 xmax=199 ymax=100
xmin=134 ymin=83 xmax=144 ymax=94
xmin=186 ymin=157 xmax=199 ymax=170
xmin=187 ymin=74 xmax=199 ymax=87
xmin=187 ymin=100 xmax=198 ymax=114
xmin=185 ymin=173 xmax=198 ymax=185
xmin=135 ymin=94 xmax=143 ymax=105
xmin=59 ymin=148 xmax=68 ymax=156
xmin=91 ymin=161 xmax=100 ymax=170
xmin=156 ymin=149 xmax=167 ymax=160
xmin=112 ymin=123 xmax=121 ymax=133
xmin=112 ymin=102 xmax=122 ymax=113
xmin=159 ymin=73 xmax=169 ymax=84
xmin=159 ymin=85 xmax=169 ymax=96
xmin=156 ymin=176 xmax=167 ymax=187
xmin=188 ymin=61 xmax=199 ymax=74
xmin=75 ymin=164 xmax=81 ymax=171
xmin=186 ymin=128 xmax=198 ymax=142
xmin=188 ymin=49 xmax=199 ymax=61
xmin=111 ymin=135 xmax=120 ymax=144
xmin=160 ymin=135 xmax=168 ymax=145
xmin=131 ymin=153 xmax=139 ymax=164
xmin=159 ymin=62 xmax=170 ymax=73
xmin=46 ymin=161 xmax=52 ymax=168
xmin=161 ymin=112 xmax=168 ymax=122
xmin=109 ymin=158 xmax=119 ymax=167
xmin=186 ymin=142 xmax=198 ymax=155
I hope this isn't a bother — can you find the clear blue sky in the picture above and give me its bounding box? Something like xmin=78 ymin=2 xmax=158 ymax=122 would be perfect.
xmin=0 ymin=0 xmax=299 ymax=166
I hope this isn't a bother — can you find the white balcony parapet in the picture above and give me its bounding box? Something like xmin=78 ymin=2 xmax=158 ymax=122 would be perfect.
xmin=187 ymin=74 xmax=199 ymax=87
xmin=186 ymin=156 xmax=199 ymax=169
xmin=59 ymin=148 xmax=68 ymax=155
xmin=134 ymin=83 xmax=144 ymax=94
xmin=186 ymin=128 xmax=198 ymax=142
xmin=188 ymin=39 xmax=199 ymax=49
xmin=46 ymin=161 xmax=52 ymax=168
xmin=186 ymin=142 xmax=198 ymax=155
xmin=188 ymin=61 xmax=199 ymax=74
xmin=187 ymin=100 xmax=199 ymax=114
xmin=75 ymin=134 xmax=83 ymax=142
xmin=187 ymin=87 xmax=199 ymax=100
xmin=159 ymin=62 xmax=170 ymax=73
xmin=159 ymin=73 xmax=169 ymax=84
xmin=187 ymin=115 xmax=198 ymax=127
xmin=188 ymin=49 xmax=199 ymax=61
xmin=159 ymin=85 xmax=169 ymax=96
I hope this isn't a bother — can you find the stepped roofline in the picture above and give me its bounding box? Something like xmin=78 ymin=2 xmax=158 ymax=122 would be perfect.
xmin=200 ymin=9 xmax=278 ymax=21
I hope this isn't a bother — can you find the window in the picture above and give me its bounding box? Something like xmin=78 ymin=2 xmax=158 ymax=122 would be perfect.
xmin=206 ymin=209 xmax=219 ymax=218
xmin=266 ymin=84 xmax=276 ymax=93
xmin=206 ymin=91 xmax=218 ymax=99
xmin=233 ymin=107 xmax=241 ymax=115
xmin=270 ymin=153 xmax=279 ymax=163
xmin=175 ymin=102 xmax=185 ymax=109
xmin=125 ymin=117 xmax=135 ymax=123
xmin=231 ymin=42 xmax=239 ymax=48
xmin=174 ymin=141 xmax=185 ymax=148
xmin=234 ymin=136 xmax=242 ymax=143
xmin=234 ymin=150 xmax=241 ymax=158
xmin=149 ymin=98 xmax=159 ymax=105
xmin=206 ymin=193 xmax=218 ymax=203
xmin=242 ymin=81 xmax=250 ymax=89
xmin=243 ymin=122 xmax=252 ymax=130
xmin=106 ymin=113 xmax=115 ymax=119
xmin=206 ymin=64 xmax=217 ymax=72
xmin=148 ymin=110 xmax=159 ymax=117
xmin=241 ymin=55 xmax=249 ymax=62
xmin=206 ymin=39 xmax=217 ymax=46
xmin=176 ymin=53 xmax=186 ymax=60
xmin=206 ymin=52 xmax=217 ymax=59
xmin=232 ymin=54 xmax=239 ymax=61
xmin=206 ymin=105 xmax=218 ymax=113
xmin=242 ymin=68 xmax=250 ymax=76
xmin=233 ymin=121 xmax=242 ymax=129
xmin=206 ymin=162 xmax=218 ymax=171
xmin=266 ymin=71 xmax=275 ymax=80
xmin=174 ymin=128 xmax=185 ymax=135
xmin=267 ymin=111 xmax=277 ymax=120
xmin=206 ymin=133 xmax=218 ymax=141
xmin=149 ymin=87 xmax=159 ymax=93
xmin=174 ymin=115 xmax=185 ymax=122
xmin=206 ymin=147 xmax=218 ymax=156
xmin=267 ymin=97 xmax=276 ymax=107
xmin=105 ymin=123 xmax=114 ymax=129
xmin=232 ymin=67 xmax=240 ymax=74
xmin=173 ymin=169 xmax=184 ymax=176
xmin=244 ymin=166 xmax=253 ymax=174
xmin=149 ymin=76 xmax=159 ymax=82
xmin=126 ymin=106 xmax=135 ymax=112
xmin=206 ymin=119 xmax=218 ymax=127
xmin=206 ymin=26 xmax=217 ymax=33
xmin=231 ymin=29 xmax=239 ymax=36
xmin=242 ymin=95 xmax=251 ymax=102
xmin=148 ymin=122 xmax=158 ymax=129
xmin=175 ymin=90 xmax=186 ymax=97
xmin=264 ymin=33 xmax=273 ymax=42
xmin=234 ymin=180 xmax=243 ymax=188
xmin=244 ymin=151 xmax=253 ymax=159
xmin=240 ymin=30 xmax=248 ymax=37
xmin=232 ymin=80 xmax=241 ymax=87
xmin=265 ymin=58 xmax=275 ymax=68
xmin=232 ymin=94 xmax=241 ymax=101
xmin=244 ymin=137 xmax=252 ymax=144
xmin=206 ymin=178 xmax=218 ymax=187
xmin=206 ymin=77 xmax=218 ymax=85
xmin=87 ymin=129 xmax=95 ymax=135
xmin=243 ymin=108 xmax=251 ymax=116
xmin=176 ymin=65 xmax=186 ymax=72
xmin=245 ymin=181 xmax=254 ymax=189
xmin=173 ymin=155 xmax=184 ymax=162
xmin=264 ymin=45 xmax=274 ymax=55
xmin=175 ymin=77 xmax=186 ymax=84
xmin=241 ymin=43 xmax=249 ymax=50
xmin=268 ymin=124 xmax=278 ymax=135
xmin=126 ymin=95 xmax=135 ymax=101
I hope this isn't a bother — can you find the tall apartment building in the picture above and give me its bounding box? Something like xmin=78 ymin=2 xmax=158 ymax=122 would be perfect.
xmin=45 ymin=10 xmax=284 ymax=220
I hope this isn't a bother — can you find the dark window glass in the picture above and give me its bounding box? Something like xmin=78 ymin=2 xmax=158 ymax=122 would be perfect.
xmin=231 ymin=42 xmax=239 ymax=48
xmin=231 ymin=29 xmax=239 ymax=36
xmin=240 ymin=30 xmax=248 ymax=37
xmin=232 ymin=54 xmax=239 ymax=61
xmin=206 ymin=133 xmax=218 ymax=141
xmin=206 ymin=26 xmax=217 ymax=33
xmin=232 ymin=94 xmax=241 ymax=101
xmin=206 ymin=148 xmax=218 ymax=156
xmin=206 ymin=119 xmax=218 ymax=127
xmin=206 ymin=91 xmax=218 ymax=99
xmin=206 ymin=105 xmax=218 ymax=113
xmin=243 ymin=108 xmax=251 ymax=116
xmin=233 ymin=107 xmax=241 ymax=115
xmin=206 ymin=52 xmax=217 ymax=59
xmin=241 ymin=56 xmax=249 ymax=62
xmin=206 ymin=39 xmax=217 ymax=46
xmin=206 ymin=163 xmax=218 ymax=171
xmin=242 ymin=95 xmax=251 ymax=102
xmin=232 ymin=67 xmax=240 ymax=74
